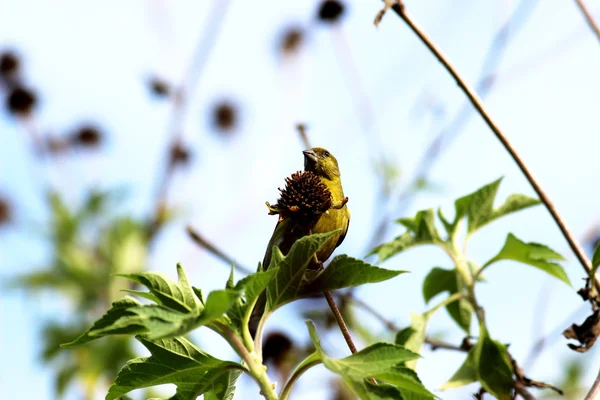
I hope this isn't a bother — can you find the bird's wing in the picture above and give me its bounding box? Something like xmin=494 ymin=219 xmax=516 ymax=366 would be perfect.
xmin=334 ymin=207 xmax=350 ymax=249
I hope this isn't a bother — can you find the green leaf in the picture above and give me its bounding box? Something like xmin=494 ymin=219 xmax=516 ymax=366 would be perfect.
xmin=303 ymin=255 xmax=407 ymax=294
xmin=196 ymin=289 xmax=241 ymax=326
xmin=203 ymin=370 xmax=241 ymax=400
xmin=483 ymin=233 xmax=570 ymax=285
xmin=440 ymin=350 xmax=477 ymax=390
xmin=370 ymin=209 xmax=442 ymax=262
xmin=307 ymin=321 xmax=432 ymax=399
xmin=61 ymin=297 xmax=145 ymax=347
xmin=120 ymin=264 xmax=201 ymax=314
xmin=591 ymin=242 xmax=600 ymax=280
xmin=422 ymin=267 xmax=471 ymax=333
xmin=394 ymin=313 xmax=429 ymax=370
xmin=235 ymin=268 xmax=279 ymax=305
xmin=266 ymin=231 xmax=338 ymax=309
xmin=440 ymin=327 xmax=513 ymax=399
xmin=475 ymin=328 xmax=513 ymax=400
xmin=106 ymin=336 xmax=244 ymax=400
xmin=448 ymin=178 xmax=540 ymax=236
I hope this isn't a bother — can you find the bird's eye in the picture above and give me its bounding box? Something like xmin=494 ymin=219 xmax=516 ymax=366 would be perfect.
xmin=324 ymin=151 xmax=330 ymax=157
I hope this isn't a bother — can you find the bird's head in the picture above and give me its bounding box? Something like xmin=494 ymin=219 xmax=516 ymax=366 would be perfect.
xmin=303 ymin=147 xmax=340 ymax=180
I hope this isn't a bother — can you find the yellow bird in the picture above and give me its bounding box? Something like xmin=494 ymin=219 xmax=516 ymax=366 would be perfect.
xmin=250 ymin=147 xmax=350 ymax=337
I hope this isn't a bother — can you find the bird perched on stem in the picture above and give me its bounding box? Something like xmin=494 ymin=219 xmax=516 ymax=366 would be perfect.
xmin=249 ymin=147 xmax=350 ymax=338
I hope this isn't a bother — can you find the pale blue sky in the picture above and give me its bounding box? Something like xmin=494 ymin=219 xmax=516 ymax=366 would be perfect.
xmin=1 ymin=0 xmax=600 ymax=399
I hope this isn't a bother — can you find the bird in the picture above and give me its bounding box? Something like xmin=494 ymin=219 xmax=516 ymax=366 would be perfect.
xmin=249 ymin=147 xmax=350 ymax=338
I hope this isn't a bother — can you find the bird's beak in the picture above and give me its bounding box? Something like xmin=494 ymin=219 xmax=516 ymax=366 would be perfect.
xmin=303 ymin=149 xmax=318 ymax=163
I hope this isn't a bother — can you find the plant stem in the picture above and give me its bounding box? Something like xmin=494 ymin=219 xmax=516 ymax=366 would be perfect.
xmin=385 ymin=1 xmax=598 ymax=292
xmin=575 ymin=0 xmax=600 ymax=43
xmin=279 ymin=354 xmax=322 ymax=400
xmin=324 ymin=291 xmax=358 ymax=354
xmin=214 ymin=322 xmax=278 ymax=400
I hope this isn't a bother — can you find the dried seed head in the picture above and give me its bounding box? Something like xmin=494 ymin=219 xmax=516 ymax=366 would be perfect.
xmin=148 ymin=76 xmax=170 ymax=97
xmin=0 ymin=51 xmax=19 ymax=80
xmin=169 ymin=142 xmax=192 ymax=166
xmin=317 ymin=0 xmax=345 ymax=24
xmin=272 ymin=171 xmax=331 ymax=223
xmin=212 ymin=101 xmax=237 ymax=132
xmin=280 ymin=27 xmax=305 ymax=55
xmin=0 ymin=197 xmax=11 ymax=226
xmin=262 ymin=331 xmax=294 ymax=367
xmin=6 ymin=86 xmax=36 ymax=116
xmin=71 ymin=125 xmax=102 ymax=148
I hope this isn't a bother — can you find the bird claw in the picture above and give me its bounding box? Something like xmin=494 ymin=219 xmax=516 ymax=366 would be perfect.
xmin=265 ymin=201 xmax=280 ymax=215
xmin=330 ymin=197 xmax=349 ymax=210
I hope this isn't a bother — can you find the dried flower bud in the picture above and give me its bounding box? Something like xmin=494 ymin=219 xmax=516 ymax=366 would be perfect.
xmin=169 ymin=142 xmax=191 ymax=166
xmin=270 ymin=171 xmax=332 ymax=224
xmin=46 ymin=136 xmax=70 ymax=154
xmin=148 ymin=76 xmax=170 ymax=97
xmin=317 ymin=0 xmax=345 ymax=24
xmin=212 ymin=101 xmax=238 ymax=133
xmin=71 ymin=125 xmax=102 ymax=148
xmin=6 ymin=86 xmax=36 ymax=116
xmin=280 ymin=27 xmax=305 ymax=55
xmin=0 ymin=51 xmax=19 ymax=80
xmin=262 ymin=331 xmax=294 ymax=367
xmin=0 ymin=197 xmax=11 ymax=226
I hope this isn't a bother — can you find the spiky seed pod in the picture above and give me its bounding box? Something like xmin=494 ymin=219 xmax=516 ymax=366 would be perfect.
xmin=271 ymin=171 xmax=332 ymax=223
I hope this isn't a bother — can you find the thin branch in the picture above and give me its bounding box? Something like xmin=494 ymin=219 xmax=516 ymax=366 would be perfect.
xmin=575 ymin=0 xmax=600 ymax=43
xmin=344 ymin=292 xmax=469 ymax=352
xmin=186 ymin=225 xmax=253 ymax=275
xmin=324 ymin=291 xmax=358 ymax=354
xmin=296 ymin=123 xmax=311 ymax=149
xmin=585 ymin=369 xmax=600 ymax=400
xmin=383 ymin=1 xmax=598 ymax=291
xmin=367 ymin=0 xmax=540 ymax=252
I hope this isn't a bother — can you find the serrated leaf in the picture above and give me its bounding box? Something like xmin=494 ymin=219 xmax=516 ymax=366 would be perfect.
xmin=203 ymin=370 xmax=241 ymax=400
xmin=449 ymin=178 xmax=540 ymax=236
xmin=369 ymin=209 xmax=441 ymax=262
xmin=120 ymin=264 xmax=200 ymax=314
xmin=235 ymin=268 xmax=279 ymax=305
xmin=422 ymin=267 xmax=471 ymax=333
xmin=266 ymin=231 xmax=338 ymax=309
xmin=303 ymin=255 xmax=407 ymax=294
xmin=307 ymin=321 xmax=431 ymax=399
xmin=483 ymin=233 xmax=570 ymax=285
xmin=121 ymin=289 xmax=160 ymax=303
xmin=196 ymin=289 xmax=241 ymax=326
xmin=106 ymin=336 xmax=244 ymax=400
xmin=62 ymin=297 xmax=144 ymax=347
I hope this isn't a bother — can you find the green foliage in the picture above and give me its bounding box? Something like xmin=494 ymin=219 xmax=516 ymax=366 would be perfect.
xmin=369 ymin=179 xmax=569 ymax=399
xmin=482 ymin=233 xmax=570 ymax=285
xmin=422 ymin=267 xmax=472 ymax=333
xmin=370 ymin=209 xmax=442 ymax=262
xmin=442 ymin=326 xmax=513 ymax=399
xmin=590 ymin=242 xmax=600 ymax=282
xmin=106 ymin=336 xmax=244 ymax=400
xmin=62 ymin=230 xmax=413 ymax=399
xmin=307 ymin=321 xmax=434 ymax=400
xmin=266 ymin=231 xmax=339 ymax=309
xmin=443 ymin=178 xmax=540 ymax=237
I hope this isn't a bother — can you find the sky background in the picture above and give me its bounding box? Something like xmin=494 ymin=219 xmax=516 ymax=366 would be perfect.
xmin=1 ymin=0 xmax=600 ymax=399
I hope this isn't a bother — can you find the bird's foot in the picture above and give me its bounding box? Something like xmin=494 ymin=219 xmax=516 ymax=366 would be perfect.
xmin=330 ymin=197 xmax=349 ymax=210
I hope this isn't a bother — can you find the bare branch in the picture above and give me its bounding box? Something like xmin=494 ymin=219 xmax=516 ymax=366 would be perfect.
xmin=384 ymin=1 xmax=598 ymax=292
xmin=575 ymin=0 xmax=600 ymax=43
